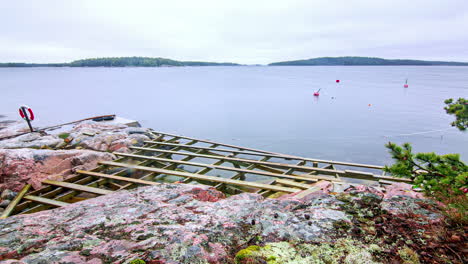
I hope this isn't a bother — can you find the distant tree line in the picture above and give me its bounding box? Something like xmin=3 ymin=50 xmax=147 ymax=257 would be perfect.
xmin=0 ymin=57 xmax=240 ymax=67
xmin=269 ymin=56 xmax=468 ymax=66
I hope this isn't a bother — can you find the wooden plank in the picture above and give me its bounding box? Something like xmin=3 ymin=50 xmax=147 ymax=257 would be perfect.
xmin=24 ymin=195 xmax=69 ymax=207
xmin=100 ymin=161 xmax=301 ymax=193
xmin=42 ymin=179 xmax=113 ymax=195
xmin=76 ymin=170 xmax=161 ymax=186
xmin=114 ymin=152 xmax=339 ymax=182
xmin=292 ymin=181 xmax=328 ymax=199
xmin=185 ymin=153 xmax=236 ymax=184
xmin=118 ymin=139 xmax=200 ymax=189
xmin=150 ymin=131 xmax=282 ymax=155
xmin=275 ymin=179 xmax=312 ymax=189
xmin=129 ymin=146 xmax=349 ymax=177
xmin=214 ymin=156 xmax=269 ymax=189
xmin=145 ymin=140 xmax=384 ymax=169
xmin=0 ymin=184 xmax=31 ymax=219
xmin=343 ymin=170 xmax=412 ymax=182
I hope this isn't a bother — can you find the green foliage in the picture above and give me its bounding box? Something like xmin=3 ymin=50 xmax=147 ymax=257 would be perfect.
xmin=384 ymin=142 xmax=467 ymax=196
xmin=444 ymin=98 xmax=468 ymax=131
xmin=0 ymin=57 xmax=240 ymax=67
xmin=129 ymin=260 xmax=146 ymax=264
xmin=269 ymin=56 xmax=468 ymax=66
xmin=58 ymin=133 xmax=70 ymax=139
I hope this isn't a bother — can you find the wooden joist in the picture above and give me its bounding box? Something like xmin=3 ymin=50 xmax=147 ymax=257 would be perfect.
xmin=114 ymin=152 xmax=340 ymax=183
xmin=42 ymin=179 xmax=113 ymax=195
xmin=76 ymin=170 xmax=160 ymax=186
xmin=0 ymin=184 xmax=31 ymax=219
xmin=129 ymin=146 xmax=359 ymax=177
xmin=24 ymin=195 xmax=70 ymax=207
xmin=145 ymin=140 xmax=384 ymax=169
xmin=99 ymin=161 xmax=301 ymax=193
xmin=275 ymin=179 xmax=313 ymax=189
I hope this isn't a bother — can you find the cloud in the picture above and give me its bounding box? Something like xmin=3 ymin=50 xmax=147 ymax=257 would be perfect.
xmin=1 ymin=0 xmax=467 ymax=64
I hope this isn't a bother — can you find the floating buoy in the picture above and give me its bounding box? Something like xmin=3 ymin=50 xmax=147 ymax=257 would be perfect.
xmin=313 ymin=88 xmax=321 ymax=96
xmin=368 ymin=104 xmax=371 ymax=107
xmin=336 ymin=80 xmax=340 ymax=83
xmin=404 ymin=78 xmax=409 ymax=88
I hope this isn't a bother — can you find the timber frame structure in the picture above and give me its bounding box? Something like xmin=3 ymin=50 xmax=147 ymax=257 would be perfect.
xmin=1 ymin=130 xmax=412 ymax=218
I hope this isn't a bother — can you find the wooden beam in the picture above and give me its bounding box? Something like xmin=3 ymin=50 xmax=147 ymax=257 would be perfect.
xmin=24 ymin=195 xmax=69 ymax=207
xmin=42 ymin=179 xmax=113 ymax=195
xmin=149 ymin=131 xmax=282 ymax=155
xmin=129 ymin=146 xmax=349 ymax=177
xmin=275 ymin=179 xmax=312 ymax=189
xmin=0 ymin=184 xmax=31 ymax=219
xmin=76 ymin=170 xmax=160 ymax=186
xmin=99 ymin=161 xmax=301 ymax=193
xmin=145 ymin=140 xmax=384 ymax=169
xmin=114 ymin=152 xmax=339 ymax=182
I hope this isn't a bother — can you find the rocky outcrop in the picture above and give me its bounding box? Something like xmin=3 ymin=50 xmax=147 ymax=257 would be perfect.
xmin=0 ymin=121 xmax=152 ymax=152
xmin=0 ymin=184 xmax=446 ymax=264
xmin=0 ymin=120 xmax=154 ymax=192
xmin=68 ymin=122 xmax=151 ymax=153
xmin=0 ymin=148 xmax=115 ymax=191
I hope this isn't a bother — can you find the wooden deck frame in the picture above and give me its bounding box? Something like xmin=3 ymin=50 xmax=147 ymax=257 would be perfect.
xmin=3 ymin=130 xmax=411 ymax=217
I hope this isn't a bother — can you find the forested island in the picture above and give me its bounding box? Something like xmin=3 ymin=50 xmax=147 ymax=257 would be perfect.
xmin=2 ymin=56 xmax=468 ymax=67
xmin=0 ymin=57 xmax=240 ymax=67
xmin=269 ymin=56 xmax=468 ymax=66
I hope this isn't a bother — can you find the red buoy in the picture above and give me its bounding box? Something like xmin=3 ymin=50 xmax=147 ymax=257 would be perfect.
xmin=404 ymin=84 xmax=409 ymax=88
xmin=336 ymin=80 xmax=340 ymax=83
xmin=313 ymin=88 xmax=321 ymax=96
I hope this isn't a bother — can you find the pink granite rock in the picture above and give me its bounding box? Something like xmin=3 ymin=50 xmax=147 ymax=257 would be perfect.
xmin=384 ymin=182 xmax=424 ymax=199
xmin=0 ymin=149 xmax=115 ymax=191
xmin=0 ymin=184 xmax=442 ymax=263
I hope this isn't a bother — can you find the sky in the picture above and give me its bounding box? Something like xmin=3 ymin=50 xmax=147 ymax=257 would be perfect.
xmin=1 ymin=0 xmax=468 ymax=64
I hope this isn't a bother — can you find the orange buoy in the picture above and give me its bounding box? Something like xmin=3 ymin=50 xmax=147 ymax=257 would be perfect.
xmin=368 ymin=104 xmax=371 ymax=106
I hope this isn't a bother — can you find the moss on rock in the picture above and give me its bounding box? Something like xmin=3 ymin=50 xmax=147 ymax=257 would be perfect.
xmin=235 ymin=238 xmax=382 ymax=264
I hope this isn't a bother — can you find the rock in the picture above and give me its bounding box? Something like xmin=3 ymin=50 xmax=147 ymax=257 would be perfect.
xmin=0 ymin=184 xmax=444 ymax=263
xmin=0 ymin=132 xmax=62 ymax=149
xmin=0 ymin=208 xmax=4 ymax=214
xmin=0 ymin=149 xmax=115 ymax=191
xmin=69 ymin=121 xmax=151 ymax=153
xmin=0 ymin=121 xmax=30 ymax=139
xmin=0 ymin=200 xmax=10 ymax=208
xmin=124 ymin=127 xmax=148 ymax=134
xmin=384 ymin=182 xmax=424 ymax=199
xmin=1 ymin=189 xmax=17 ymax=201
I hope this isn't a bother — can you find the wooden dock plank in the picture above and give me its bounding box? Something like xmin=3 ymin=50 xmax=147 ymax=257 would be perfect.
xmin=129 ymin=146 xmax=350 ymax=177
xmin=145 ymin=140 xmax=384 ymax=169
xmin=275 ymin=179 xmax=312 ymax=189
xmin=24 ymin=195 xmax=69 ymax=207
xmin=114 ymin=152 xmax=339 ymax=183
xmin=76 ymin=170 xmax=160 ymax=186
xmin=42 ymin=179 xmax=113 ymax=195
xmin=99 ymin=161 xmax=301 ymax=193
xmin=0 ymin=184 xmax=31 ymax=219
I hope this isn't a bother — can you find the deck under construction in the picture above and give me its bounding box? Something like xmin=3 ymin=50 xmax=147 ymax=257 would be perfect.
xmin=1 ymin=130 xmax=411 ymax=218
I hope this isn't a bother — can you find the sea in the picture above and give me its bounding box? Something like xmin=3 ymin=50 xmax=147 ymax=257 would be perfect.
xmin=1 ymin=66 xmax=467 ymax=166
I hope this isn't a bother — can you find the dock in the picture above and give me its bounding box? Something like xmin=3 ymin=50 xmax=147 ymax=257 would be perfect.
xmin=1 ymin=130 xmax=411 ymax=218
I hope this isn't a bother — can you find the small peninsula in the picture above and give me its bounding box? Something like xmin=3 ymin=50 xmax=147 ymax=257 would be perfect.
xmin=269 ymin=56 xmax=468 ymax=66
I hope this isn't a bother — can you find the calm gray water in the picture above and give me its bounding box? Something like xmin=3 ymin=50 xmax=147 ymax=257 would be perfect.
xmin=1 ymin=66 xmax=467 ymax=165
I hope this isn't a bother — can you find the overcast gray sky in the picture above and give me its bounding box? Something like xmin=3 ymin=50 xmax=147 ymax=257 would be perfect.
xmin=1 ymin=0 xmax=468 ymax=64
